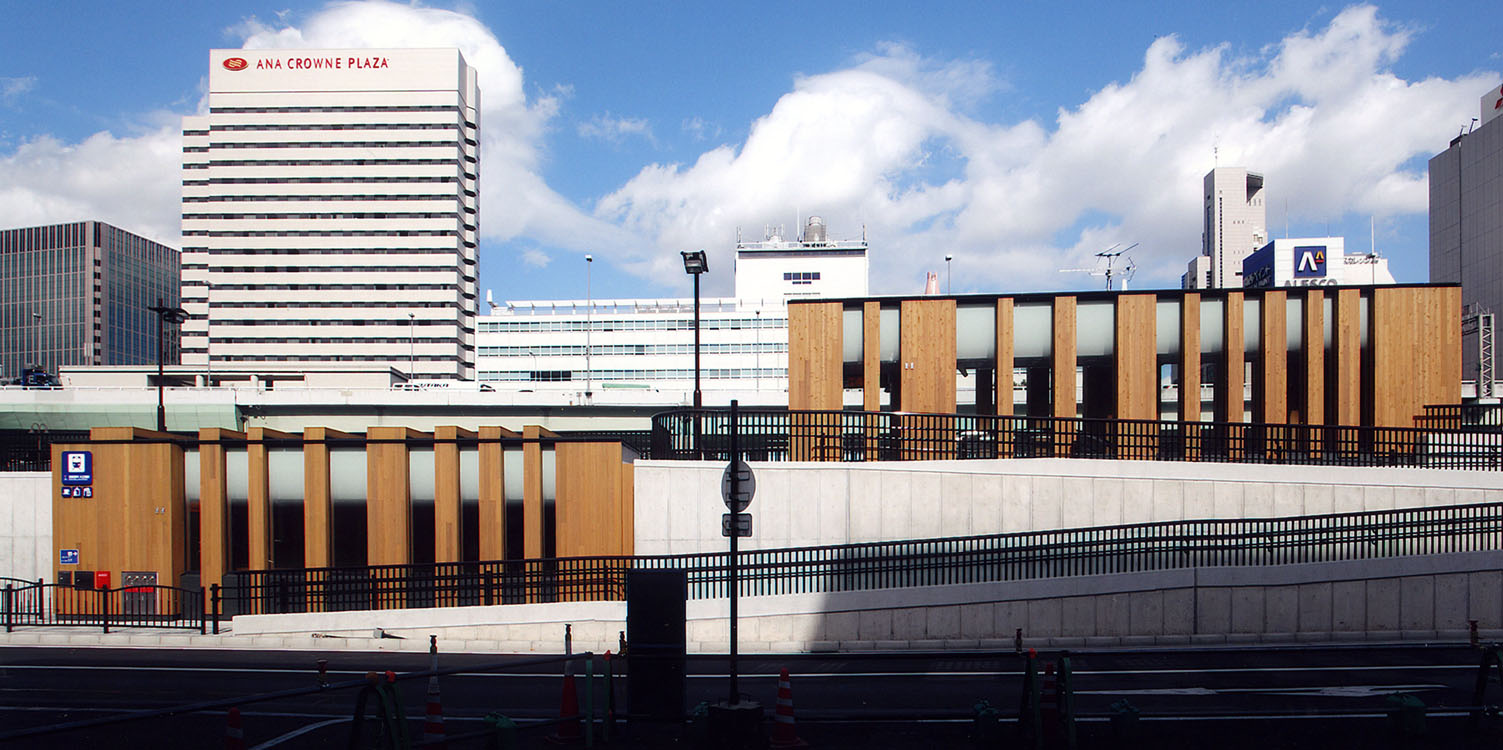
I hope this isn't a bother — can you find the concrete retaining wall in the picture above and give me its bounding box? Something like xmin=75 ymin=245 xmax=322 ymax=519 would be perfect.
xmin=0 ymin=472 xmax=51 ymax=584
xmin=633 ymin=458 xmax=1503 ymax=554
xmin=230 ymin=550 xmax=1503 ymax=654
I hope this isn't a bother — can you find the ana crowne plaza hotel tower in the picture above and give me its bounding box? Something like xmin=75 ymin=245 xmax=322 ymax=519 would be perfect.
xmin=181 ymin=49 xmax=480 ymax=379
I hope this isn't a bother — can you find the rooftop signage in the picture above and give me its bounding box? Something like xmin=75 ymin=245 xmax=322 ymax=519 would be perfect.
xmin=221 ymin=54 xmax=391 ymax=72
xmin=1485 ymin=82 xmax=1503 ymax=126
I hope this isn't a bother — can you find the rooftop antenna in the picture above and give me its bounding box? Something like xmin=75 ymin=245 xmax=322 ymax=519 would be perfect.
xmin=1059 ymin=242 xmax=1139 ymax=290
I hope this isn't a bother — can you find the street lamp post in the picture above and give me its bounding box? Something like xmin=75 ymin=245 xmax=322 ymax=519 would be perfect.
xmin=408 ymin=312 xmax=416 ymax=379
xmin=945 ymin=254 xmax=954 ymax=294
xmin=585 ymin=254 xmax=593 ymax=396
xmin=30 ymin=312 xmax=41 ymax=380
xmin=682 ymin=250 xmax=709 ymax=457
xmin=148 ymin=297 xmax=189 ymax=432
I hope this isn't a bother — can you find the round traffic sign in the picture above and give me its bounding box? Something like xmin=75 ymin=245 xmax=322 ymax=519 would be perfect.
xmin=721 ymin=458 xmax=755 ymax=512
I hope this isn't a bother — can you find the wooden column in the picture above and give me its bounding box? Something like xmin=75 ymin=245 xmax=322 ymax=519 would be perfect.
xmin=1302 ymin=290 xmax=1325 ymax=427
xmin=366 ymin=426 xmax=418 ymax=566
xmin=898 ymin=299 xmax=958 ymax=414
xmin=1370 ymin=286 xmax=1462 ymax=429
xmin=862 ymin=301 xmax=881 ymax=411
xmin=301 ymin=427 xmax=347 ymax=572
xmin=1180 ymin=294 xmax=1202 ymax=458
xmin=55 ymin=428 xmax=185 ymax=593
xmin=1220 ymin=292 xmax=1245 ymax=423
xmin=433 ymin=426 xmax=473 ymax=565
xmin=197 ymin=428 xmax=242 ymax=589
xmin=1259 ymin=290 xmax=1288 ymax=425
xmin=1333 ymin=289 xmax=1362 ymax=426
xmin=245 ymin=427 xmax=290 ymax=570
xmin=1051 ymin=296 xmax=1077 ymax=456
xmin=522 ymin=425 xmax=555 ymax=559
xmin=477 ymin=426 xmax=516 ymax=561
xmin=1114 ymin=294 xmax=1158 ymax=421
xmin=788 ymin=301 xmax=844 ymax=411
xmin=788 ymin=301 xmax=844 ymax=460
xmin=1052 ymin=296 xmax=1077 ymax=418
xmin=995 ymin=298 xmax=1015 ymax=456
xmin=555 ymin=442 xmax=628 ymax=558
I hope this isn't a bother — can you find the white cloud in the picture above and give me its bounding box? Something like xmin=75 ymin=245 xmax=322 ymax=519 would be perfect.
xmin=596 ymin=6 xmax=1494 ymax=293
xmin=0 ymin=128 xmax=181 ymax=244
xmin=521 ymin=248 xmax=551 ymax=268
xmin=681 ymin=117 xmax=719 ymax=142
xmin=1 ymin=76 xmax=36 ymax=101
xmin=578 ymin=113 xmax=654 ymax=145
xmin=0 ymin=3 xmax=1492 ymax=297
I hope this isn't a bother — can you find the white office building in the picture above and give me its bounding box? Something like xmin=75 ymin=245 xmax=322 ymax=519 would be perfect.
xmin=1184 ymin=167 xmax=1267 ymax=289
xmin=181 ymin=48 xmax=480 ymax=380
xmin=1241 ymin=237 xmax=1396 ymax=289
xmin=476 ymin=218 xmax=868 ymax=404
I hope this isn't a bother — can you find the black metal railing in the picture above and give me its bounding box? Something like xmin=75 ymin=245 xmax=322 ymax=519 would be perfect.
xmin=649 ymin=408 xmax=1503 ymax=469
xmin=225 ymin=502 xmax=1503 ymax=616
xmin=1418 ymin=403 xmax=1503 ymax=432
xmin=1 ymin=582 xmax=214 ymax=634
xmin=0 ymin=429 xmax=90 ymax=472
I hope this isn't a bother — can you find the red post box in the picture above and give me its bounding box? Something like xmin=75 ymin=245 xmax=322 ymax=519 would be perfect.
xmin=94 ymin=571 xmax=111 ymax=590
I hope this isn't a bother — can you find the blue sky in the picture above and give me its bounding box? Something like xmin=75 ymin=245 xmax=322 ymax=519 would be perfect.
xmin=0 ymin=1 xmax=1498 ymax=301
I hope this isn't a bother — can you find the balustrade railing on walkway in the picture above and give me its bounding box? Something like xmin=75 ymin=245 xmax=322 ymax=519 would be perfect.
xmin=1 ymin=582 xmax=215 ymax=634
xmin=650 ymin=408 xmax=1503 ymax=469
xmin=223 ymin=502 xmax=1503 ymax=616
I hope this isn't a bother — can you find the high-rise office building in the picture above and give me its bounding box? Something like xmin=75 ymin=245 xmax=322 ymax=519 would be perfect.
xmin=181 ymin=49 xmax=481 ymax=380
xmin=1184 ymin=167 xmax=1267 ymax=289
xmin=1430 ymin=82 xmax=1503 ymax=382
xmin=0 ymin=221 xmax=181 ymax=380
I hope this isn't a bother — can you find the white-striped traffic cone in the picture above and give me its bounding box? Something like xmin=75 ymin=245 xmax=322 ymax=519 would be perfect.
xmin=224 ymin=706 xmax=245 ymax=750
xmin=423 ymin=675 xmax=445 ymax=744
xmin=770 ymin=667 xmax=808 ymax=747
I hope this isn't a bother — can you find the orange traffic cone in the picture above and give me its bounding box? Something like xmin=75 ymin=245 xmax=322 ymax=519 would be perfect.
xmin=224 ymin=707 xmax=245 ymax=750
xmin=545 ymin=674 xmax=583 ymax=745
xmin=423 ymin=675 xmax=445 ymax=745
xmin=770 ymin=667 xmax=808 ymax=747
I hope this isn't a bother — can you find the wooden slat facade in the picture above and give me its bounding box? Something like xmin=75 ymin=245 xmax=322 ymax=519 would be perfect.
xmin=53 ymin=427 xmax=636 ymax=589
xmin=784 ymin=285 xmax=1461 ymax=434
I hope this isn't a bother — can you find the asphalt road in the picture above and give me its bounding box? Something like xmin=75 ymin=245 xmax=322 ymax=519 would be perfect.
xmin=2 ymin=643 xmax=1502 ymax=748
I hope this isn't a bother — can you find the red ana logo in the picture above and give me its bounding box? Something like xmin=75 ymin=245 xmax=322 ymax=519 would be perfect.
xmin=1495 ymin=84 xmax=1502 ymax=111
xmin=222 ymin=57 xmax=248 ymax=71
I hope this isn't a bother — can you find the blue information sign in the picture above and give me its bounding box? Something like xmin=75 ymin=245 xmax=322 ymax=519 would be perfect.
xmin=60 ymin=549 xmax=79 ymax=565
xmin=61 ymin=451 xmax=93 ymax=486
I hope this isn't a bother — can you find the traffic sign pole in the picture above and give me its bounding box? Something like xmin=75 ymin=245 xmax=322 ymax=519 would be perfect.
xmin=728 ymin=398 xmax=740 ymax=706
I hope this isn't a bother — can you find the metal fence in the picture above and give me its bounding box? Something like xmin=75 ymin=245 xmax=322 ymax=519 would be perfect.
xmin=225 ymin=502 xmax=1503 ymax=616
xmin=649 ymin=408 xmax=1503 ymax=469
xmin=0 ymin=429 xmax=90 ymax=472
xmin=1418 ymin=403 xmax=1503 ymax=432
xmin=2 ymin=582 xmax=214 ymax=634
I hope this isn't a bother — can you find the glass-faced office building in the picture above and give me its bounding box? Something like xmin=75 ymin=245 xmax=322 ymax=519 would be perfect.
xmin=0 ymin=221 xmax=181 ymax=380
